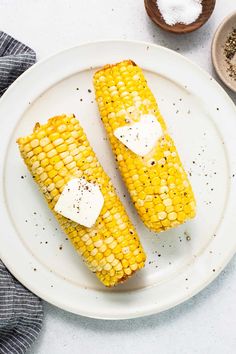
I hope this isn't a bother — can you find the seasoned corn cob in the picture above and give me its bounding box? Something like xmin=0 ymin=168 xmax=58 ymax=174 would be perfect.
xmin=94 ymin=60 xmax=196 ymax=232
xmin=17 ymin=114 xmax=146 ymax=286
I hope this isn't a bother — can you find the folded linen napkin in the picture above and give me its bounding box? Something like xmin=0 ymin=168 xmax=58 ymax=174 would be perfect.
xmin=0 ymin=31 xmax=43 ymax=354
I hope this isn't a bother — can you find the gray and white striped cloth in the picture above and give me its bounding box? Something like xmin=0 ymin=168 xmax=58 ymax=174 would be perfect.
xmin=0 ymin=32 xmax=43 ymax=354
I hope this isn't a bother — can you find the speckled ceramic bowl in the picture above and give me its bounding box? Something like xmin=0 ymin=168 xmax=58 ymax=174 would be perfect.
xmin=212 ymin=11 xmax=236 ymax=92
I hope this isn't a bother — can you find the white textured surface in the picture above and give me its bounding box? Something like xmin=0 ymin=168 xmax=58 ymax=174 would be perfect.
xmin=0 ymin=1 xmax=235 ymax=353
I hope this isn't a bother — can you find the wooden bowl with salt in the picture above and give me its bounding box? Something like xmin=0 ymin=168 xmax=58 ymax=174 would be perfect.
xmin=144 ymin=0 xmax=216 ymax=34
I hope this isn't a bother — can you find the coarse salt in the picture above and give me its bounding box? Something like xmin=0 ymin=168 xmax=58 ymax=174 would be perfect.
xmin=156 ymin=0 xmax=202 ymax=26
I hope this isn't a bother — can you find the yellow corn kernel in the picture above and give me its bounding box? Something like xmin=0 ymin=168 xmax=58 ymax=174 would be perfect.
xmin=94 ymin=60 xmax=196 ymax=232
xmin=17 ymin=114 xmax=146 ymax=287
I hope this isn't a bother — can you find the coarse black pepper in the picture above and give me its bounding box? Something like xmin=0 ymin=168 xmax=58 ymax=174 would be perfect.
xmin=224 ymin=28 xmax=236 ymax=80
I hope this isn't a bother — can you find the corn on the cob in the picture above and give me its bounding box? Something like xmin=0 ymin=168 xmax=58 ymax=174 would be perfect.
xmin=17 ymin=114 xmax=146 ymax=286
xmin=94 ymin=60 xmax=196 ymax=232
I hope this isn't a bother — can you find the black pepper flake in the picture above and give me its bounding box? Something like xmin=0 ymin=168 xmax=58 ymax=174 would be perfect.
xmin=33 ymin=268 xmax=37 ymax=271
xmin=80 ymin=98 xmax=83 ymax=102
xmin=45 ymin=241 xmax=48 ymax=244
xmin=76 ymin=88 xmax=79 ymax=90
xmin=59 ymin=245 xmax=63 ymax=250
xmin=25 ymin=220 xmax=28 ymax=223
xmin=88 ymin=89 xmax=92 ymax=93
xmin=223 ymin=29 xmax=236 ymax=80
xmin=212 ymin=269 xmax=216 ymax=272
xmin=21 ymin=176 xmax=24 ymax=179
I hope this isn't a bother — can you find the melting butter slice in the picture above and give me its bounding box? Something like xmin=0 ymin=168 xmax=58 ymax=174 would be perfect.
xmin=54 ymin=178 xmax=104 ymax=228
xmin=114 ymin=114 xmax=163 ymax=157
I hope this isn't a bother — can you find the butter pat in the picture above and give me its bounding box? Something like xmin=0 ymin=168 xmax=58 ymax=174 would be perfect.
xmin=54 ymin=178 xmax=104 ymax=228
xmin=114 ymin=114 xmax=163 ymax=157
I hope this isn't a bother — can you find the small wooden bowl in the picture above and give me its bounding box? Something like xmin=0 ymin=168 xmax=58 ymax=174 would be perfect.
xmin=212 ymin=12 xmax=236 ymax=93
xmin=144 ymin=0 xmax=216 ymax=34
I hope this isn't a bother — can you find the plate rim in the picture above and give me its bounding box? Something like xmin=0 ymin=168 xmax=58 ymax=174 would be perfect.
xmin=0 ymin=39 xmax=236 ymax=320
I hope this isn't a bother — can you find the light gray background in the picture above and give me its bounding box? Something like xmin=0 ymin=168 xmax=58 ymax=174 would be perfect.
xmin=0 ymin=1 xmax=235 ymax=353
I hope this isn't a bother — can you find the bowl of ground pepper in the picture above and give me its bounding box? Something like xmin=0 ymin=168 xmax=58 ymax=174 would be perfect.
xmin=212 ymin=12 xmax=236 ymax=92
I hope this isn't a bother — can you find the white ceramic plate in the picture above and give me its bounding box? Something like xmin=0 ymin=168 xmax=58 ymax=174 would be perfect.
xmin=0 ymin=41 xmax=236 ymax=320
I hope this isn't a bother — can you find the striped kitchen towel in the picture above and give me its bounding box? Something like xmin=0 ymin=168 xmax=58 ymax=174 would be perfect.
xmin=0 ymin=32 xmax=43 ymax=354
